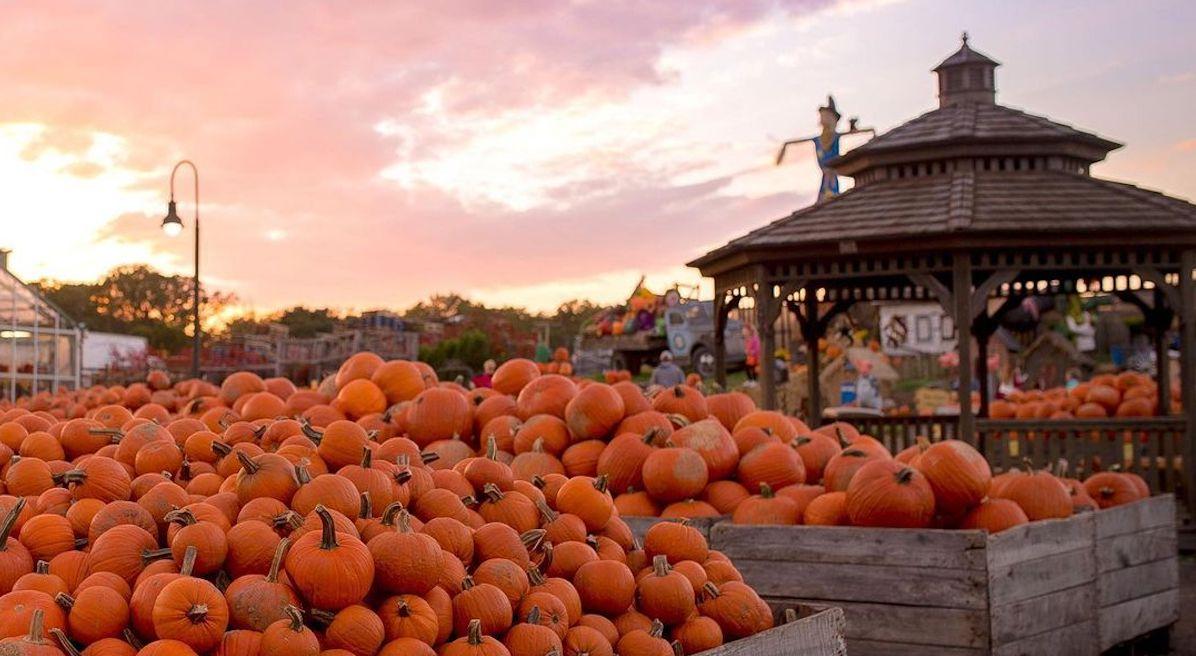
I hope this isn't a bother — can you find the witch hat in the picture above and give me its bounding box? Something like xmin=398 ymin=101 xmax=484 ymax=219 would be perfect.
xmin=820 ymin=95 xmax=841 ymax=119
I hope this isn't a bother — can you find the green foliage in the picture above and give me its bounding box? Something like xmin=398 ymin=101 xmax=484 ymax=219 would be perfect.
xmin=276 ymin=307 xmax=338 ymax=338
xmin=419 ymin=329 xmax=492 ymax=373
xmin=33 ymin=265 xmax=236 ymax=352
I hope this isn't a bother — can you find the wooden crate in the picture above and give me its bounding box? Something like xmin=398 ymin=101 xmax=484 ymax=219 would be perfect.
xmin=695 ymin=604 xmax=846 ymax=656
xmin=1094 ymin=494 xmax=1180 ymax=651
xmin=621 ymin=515 xmax=726 ymax=542
xmin=710 ymin=512 xmax=1098 ymax=655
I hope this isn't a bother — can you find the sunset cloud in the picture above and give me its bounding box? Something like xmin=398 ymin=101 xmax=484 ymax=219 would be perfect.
xmin=1 ymin=0 xmax=1193 ymax=312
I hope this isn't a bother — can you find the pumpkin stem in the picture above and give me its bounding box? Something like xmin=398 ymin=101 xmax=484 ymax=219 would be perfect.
xmin=467 ymin=618 xmax=484 ymax=645
xmin=527 ymin=564 xmax=546 ymax=586
xmin=461 ymin=495 xmax=478 ymax=508
xmin=652 ymin=554 xmax=671 ymax=577
xmin=642 ymin=427 xmax=662 ymax=445
xmin=793 ymin=436 xmax=810 ymax=447
xmin=649 ymin=618 xmax=665 ymax=638
xmin=535 ymin=499 xmax=558 ymax=523
xmin=526 ymin=605 xmax=542 ymax=624
xmin=396 ymin=598 xmax=412 ymax=617
xmin=420 ymin=451 xmax=440 ymax=465
xmin=295 ymin=464 xmax=312 ymax=485
xmin=210 ymin=440 xmax=232 ymax=457
xmin=27 ymin=609 xmax=46 ymax=643
xmin=1019 ymin=458 xmax=1036 ymax=474
xmin=671 ymin=640 xmax=684 ymax=656
xmin=300 ymin=420 xmax=324 ymax=443
xmin=61 ymin=469 xmax=87 ymax=484
xmin=1099 ymin=486 xmax=1115 ymax=499
xmin=759 ymin=482 xmax=775 ymax=498
xmin=180 ymin=545 xmax=198 ymax=576
xmin=185 ymin=603 xmax=210 ymax=624
xmin=235 ymin=450 xmax=259 ymax=474
xmin=841 ymin=448 xmax=867 ymax=458
xmin=308 ymin=608 xmax=336 ymax=626
xmin=485 ymin=437 xmax=499 ymax=461
xmin=267 ymin=538 xmax=290 ymax=583
xmin=252 ymin=423 xmax=268 ymax=439
xmin=360 ymin=447 xmax=373 ymax=469
xmin=50 ymin=628 xmax=82 ymax=656
xmin=283 ymin=605 xmax=305 ymax=631
xmin=0 ymin=497 xmax=26 ymax=547
xmin=165 ymin=509 xmax=197 ymax=526
xmin=531 ymin=438 xmax=546 ymax=454
xmin=460 ymin=575 xmax=476 ymax=591
xmin=520 ymin=528 xmax=548 ymax=553
xmin=532 ymin=475 xmax=547 ymax=489
xmin=358 ymin=492 xmax=372 ymax=519
xmin=141 ymin=547 xmax=173 ymax=564
xmin=784 ymin=608 xmax=799 ymax=624
xmin=273 ymin=510 xmax=304 ymax=534
xmin=218 ymin=412 xmax=236 ymax=429
xmin=483 ymin=483 xmax=505 ymax=504
xmin=73 ymin=538 xmax=88 ymax=550
xmin=667 ymin=413 xmax=691 ymax=428
xmin=394 ymin=468 xmax=412 ymax=485
xmin=593 ymin=474 xmax=609 ymax=494
xmin=895 ymin=467 xmax=916 ymax=485
xmin=88 ymin=427 xmax=124 ymax=441
xmin=178 ymin=457 xmax=192 ymax=481
xmin=314 ymin=505 xmax=339 ymax=550
xmin=35 ymin=560 xmax=48 ymax=574
xmin=123 ymin=628 xmax=143 ymax=649
xmin=54 ymin=593 xmax=74 ymax=611
xmin=701 ymin=581 xmax=720 ymax=600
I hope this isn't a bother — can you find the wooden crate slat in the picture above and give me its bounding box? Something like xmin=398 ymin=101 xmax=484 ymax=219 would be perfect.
xmin=989 ymin=584 xmax=1096 ymax=645
xmin=764 ymin=597 xmax=989 ymax=649
xmin=711 ymin=523 xmax=987 ymax=569
xmin=1093 ymin=493 xmax=1175 ymax=538
xmin=696 ymin=606 xmax=846 ymax=656
xmin=735 ymin=558 xmax=988 ymax=608
xmin=848 ymin=638 xmax=985 ymax=656
xmin=1098 ymin=588 xmax=1181 ymax=651
xmin=986 ymin=512 xmax=1094 ymax=570
xmin=1096 ymin=525 xmax=1177 ymax=572
xmin=1098 ymin=557 xmax=1179 ymax=606
xmin=987 ymin=547 xmax=1094 ymax=606
xmin=990 ymin=619 xmax=1099 ymax=656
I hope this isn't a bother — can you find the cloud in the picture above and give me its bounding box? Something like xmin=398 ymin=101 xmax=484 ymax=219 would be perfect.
xmin=0 ymin=0 xmax=837 ymax=311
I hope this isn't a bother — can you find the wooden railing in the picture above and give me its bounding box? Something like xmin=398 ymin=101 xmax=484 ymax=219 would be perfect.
xmin=849 ymin=416 xmax=1188 ymax=497
xmin=977 ymin=417 xmax=1188 ymax=496
xmin=849 ymin=415 xmax=962 ymax=455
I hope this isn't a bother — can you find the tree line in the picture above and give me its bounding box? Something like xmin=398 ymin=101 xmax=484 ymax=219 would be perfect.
xmin=33 ymin=266 xmax=607 ymax=358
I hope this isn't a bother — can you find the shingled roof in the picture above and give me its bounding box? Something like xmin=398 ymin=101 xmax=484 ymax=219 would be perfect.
xmin=833 ymin=102 xmax=1122 ymax=172
xmin=689 ymin=170 xmax=1196 ymax=270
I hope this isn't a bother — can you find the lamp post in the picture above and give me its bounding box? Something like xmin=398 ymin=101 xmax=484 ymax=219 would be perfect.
xmin=161 ymin=160 xmax=201 ymax=378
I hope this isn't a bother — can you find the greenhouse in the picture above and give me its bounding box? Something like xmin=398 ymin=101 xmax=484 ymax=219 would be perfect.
xmin=0 ymin=251 xmax=81 ymax=400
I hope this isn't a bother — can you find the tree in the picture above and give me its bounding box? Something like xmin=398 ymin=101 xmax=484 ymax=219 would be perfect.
xmin=419 ymin=329 xmax=492 ymax=374
xmin=276 ymin=307 xmax=339 ymax=338
xmin=33 ymin=265 xmax=236 ymax=352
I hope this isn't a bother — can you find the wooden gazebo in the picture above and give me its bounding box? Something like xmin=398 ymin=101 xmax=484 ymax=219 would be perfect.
xmin=690 ymin=37 xmax=1196 ymax=508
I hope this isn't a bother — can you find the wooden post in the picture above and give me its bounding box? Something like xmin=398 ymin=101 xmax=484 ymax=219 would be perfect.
xmin=1153 ymin=289 xmax=1171 ymax=416
xmin=976 ymin=330 xmax=991 ymax=418
xmin=953 ymin=255 xmax=975 ymax=444
xmin=1180 ymin=250 xmax=1196 ymax=513
xmin=757 ymin=285 xmax=777 ymax=411
xmin=713 ymin=290 xmax=727 ymax=389
xmin=804 ymin=289 xmax=822 ymax=425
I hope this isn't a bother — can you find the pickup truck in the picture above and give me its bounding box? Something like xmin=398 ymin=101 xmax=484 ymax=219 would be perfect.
xmin=575 ymin=299 xmax=747 ymax=378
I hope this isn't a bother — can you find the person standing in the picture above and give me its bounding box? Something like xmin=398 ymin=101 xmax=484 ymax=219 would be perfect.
xmin=743 ymin=324 xmax=761 ymax=381
xmin=650 ymin=351 xmax=686 ymax=387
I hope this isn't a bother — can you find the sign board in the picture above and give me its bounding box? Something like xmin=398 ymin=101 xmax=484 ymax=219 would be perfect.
xmin=914 ymin=387 xmax=953 ymax=414
xmin=879 ymin=303 xmax=956 ymax=356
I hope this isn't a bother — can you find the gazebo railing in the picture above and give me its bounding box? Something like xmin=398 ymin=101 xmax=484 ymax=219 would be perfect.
xmin=977 ymin=417 xmax=1187 ymax=495
xmin=850 ymin=415 xmax=962 ymax=454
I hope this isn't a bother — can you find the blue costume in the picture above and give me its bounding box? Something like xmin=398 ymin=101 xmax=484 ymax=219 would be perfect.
xmin=814 ymin=132 xmax=841 ymax=200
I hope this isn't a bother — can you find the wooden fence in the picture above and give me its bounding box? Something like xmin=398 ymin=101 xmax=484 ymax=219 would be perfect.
xmin=850 ymin=416 xmax=1187 ymax=496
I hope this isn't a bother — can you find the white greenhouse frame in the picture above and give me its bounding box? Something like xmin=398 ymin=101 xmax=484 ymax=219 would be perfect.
xmin=0 ymin=263 xmax=82 ymax=400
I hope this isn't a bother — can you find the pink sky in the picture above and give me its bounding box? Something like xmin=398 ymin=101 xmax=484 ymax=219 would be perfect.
xmin=2 ymin=0 xmax=1195 ymax=318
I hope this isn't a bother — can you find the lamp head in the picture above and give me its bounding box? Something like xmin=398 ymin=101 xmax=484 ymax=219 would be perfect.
xmin=161 ymin=200 xmax=183 ymax=237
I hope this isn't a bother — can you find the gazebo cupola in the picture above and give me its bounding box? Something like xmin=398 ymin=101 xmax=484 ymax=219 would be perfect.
xmin=934 ymin=32 xmax=998 ymax=107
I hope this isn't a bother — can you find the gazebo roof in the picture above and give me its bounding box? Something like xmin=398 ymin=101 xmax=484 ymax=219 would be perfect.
xmin=691 ymin=37 xmax=1196 ymax=277
xmin=689 ymin=170 xmax=1196 ymax=272
xmin=832 ymin=102 xmax=1122 ymax=175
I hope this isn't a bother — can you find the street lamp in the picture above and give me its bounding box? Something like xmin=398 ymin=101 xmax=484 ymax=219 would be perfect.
xmin=162 ymin=160 xmax=201 ymax=378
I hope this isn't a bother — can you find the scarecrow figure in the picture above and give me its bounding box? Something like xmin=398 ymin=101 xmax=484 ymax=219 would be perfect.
xmin=776 ymin=95 xmax=874 ymax=201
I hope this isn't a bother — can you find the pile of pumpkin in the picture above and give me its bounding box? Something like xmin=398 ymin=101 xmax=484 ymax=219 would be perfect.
xmin=0 ymin=354 xmax=786 ymax=656
xmin=989 ymin=371 xmax=1176 ymax=420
